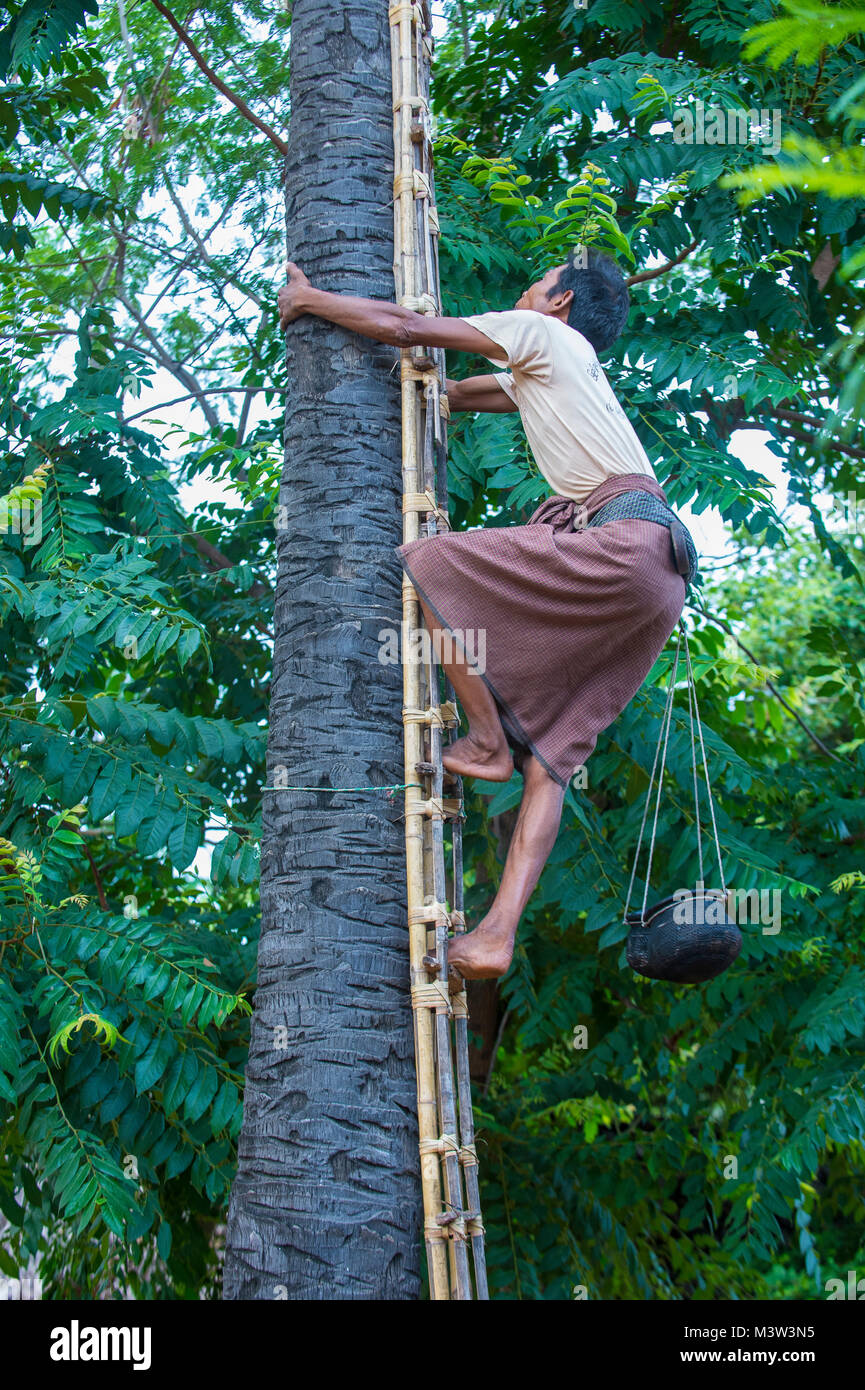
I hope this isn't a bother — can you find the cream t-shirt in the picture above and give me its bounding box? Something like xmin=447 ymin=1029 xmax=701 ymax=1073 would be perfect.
xmin=460 ymin=308 xmax=656 ymax=502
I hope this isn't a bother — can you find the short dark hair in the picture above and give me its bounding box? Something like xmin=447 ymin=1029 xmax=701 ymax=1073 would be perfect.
xmin=547 ymin=247 xmax=630 ymax=353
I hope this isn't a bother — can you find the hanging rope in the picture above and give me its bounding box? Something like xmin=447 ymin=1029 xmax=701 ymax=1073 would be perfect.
xmin=389 ymin=0 xmax=488 ymax=1301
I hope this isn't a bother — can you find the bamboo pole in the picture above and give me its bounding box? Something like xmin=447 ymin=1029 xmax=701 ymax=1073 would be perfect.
xmin=390 ymin=0 xmax=487 ymax=1300
xmin=390 ymin=0 xmax=449 ymax=1302
xmin=414 ymin=0 xmax=488 ymax=1301
xmin=451 ymin=822 xmax=489 ymax=1298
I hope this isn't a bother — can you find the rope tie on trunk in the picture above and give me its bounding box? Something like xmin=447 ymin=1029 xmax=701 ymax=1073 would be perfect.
xmin=410 ymin=981 xmax=452 ymax=1014
xmin=419 ymin=1134 xmax=460 ymax=1156
xmin=402 ymin=490 xmax=450 ymax=528
xmin=408 ymin=901 xmax=451 ymax=924
xmin=402 ymin=702 xmax=458 ymax=728
xmin=399 ymin=292 xmax=437 ymax=313
xmin=394 ymin=169 xmax=431 ymax=198
xmin=388 ymin=1 xmax=420 ymax=25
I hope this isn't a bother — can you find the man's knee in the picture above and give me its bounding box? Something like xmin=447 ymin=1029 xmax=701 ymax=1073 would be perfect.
xmin=523 ymin=753 xmax=563 ymax=794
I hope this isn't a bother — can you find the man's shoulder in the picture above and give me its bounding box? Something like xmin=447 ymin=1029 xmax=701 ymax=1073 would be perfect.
xmin=546 ymin=317 xmax=594 ymax=356
xmin=467 ymin=307 xmax=545 ymax=325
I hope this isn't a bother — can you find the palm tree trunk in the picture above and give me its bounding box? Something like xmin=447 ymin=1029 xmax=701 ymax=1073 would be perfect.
xmin=223 ymin=0 xmax=421 ymax=1300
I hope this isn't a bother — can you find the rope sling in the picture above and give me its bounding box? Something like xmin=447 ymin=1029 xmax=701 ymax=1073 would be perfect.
xmin=389 ymin=0 xmax=489 ymax=1300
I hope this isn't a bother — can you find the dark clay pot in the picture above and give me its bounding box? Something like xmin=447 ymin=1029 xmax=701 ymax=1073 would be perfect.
xmin=625 ymin=888 xmax=742 ymax=984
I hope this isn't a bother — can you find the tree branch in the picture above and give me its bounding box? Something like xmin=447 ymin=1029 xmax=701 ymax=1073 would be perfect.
xmin=457 ymin=0 xmax=472 ymax=61
xmin=776 ymin=422 xmax=865 ymax=461
xmin=162 ymin=172 xmax=264 ymax=309
xmin=771 ymin=406 xmax=834 ymax=431
xmin=758 ymin=404 xmax=865 ymax=459
xmin=625 ymin=238 xmax=700 ymax=287
xmin=235 ymin=383 xmax=256 ymax=448
xmin=200 ymin=14 xmax=287 ymax=132
xmin=61 ymin=149 xmax=227 ymax=269
xmin=136 ymin=200 xmax=234 ymax=325
xmin=697 ymin=391 xmax=865 ymax=461
xmin=70 ymin=828 xmax=109 ymax=908
xmin=190 ymin=533 xmax=271 ymax=600
xmin=114 ymin=288 xmax=223 ymax=431
xmin=811 ymin=237 xmax=840 ymax=291
xmin=123 ymin=385 xmax=273 ymax=423
xmin=154 ymin=181 xmax=272 ymax=374
xmin=149 ymin=0 xmax=288 ymax=154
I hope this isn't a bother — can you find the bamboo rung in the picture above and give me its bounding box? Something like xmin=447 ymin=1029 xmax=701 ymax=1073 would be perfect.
xmin=402 ymin=491 xmax=450 ymax=527
xmin=410 ymin=982 xmax=452 ymax=1014
xmin=400 ymin=362 xmax=440 ymax=383
xmin=408 ymin=902 xmax=451 ymax=924
xmin=402 ymin=704 xmax=457 ymax=729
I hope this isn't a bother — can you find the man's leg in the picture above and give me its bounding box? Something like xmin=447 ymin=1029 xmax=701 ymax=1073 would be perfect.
xmin=446 ymin=753 xmax=566 ymax=979
xmin=416 ymin=594 xmax=513 ymax=782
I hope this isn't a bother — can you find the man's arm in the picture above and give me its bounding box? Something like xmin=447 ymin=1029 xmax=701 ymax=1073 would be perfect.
xmin=278 ymin=261 xmax=509 ymax=362
xmin=446 ymin=375 xmax=519 ymax=413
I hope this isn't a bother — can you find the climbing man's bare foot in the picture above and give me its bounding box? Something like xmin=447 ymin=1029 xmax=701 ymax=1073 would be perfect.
xmin=446 ymin=922 xmax=515 ymax=980
xmin=442 ymin=733 xmax=513 ymax=783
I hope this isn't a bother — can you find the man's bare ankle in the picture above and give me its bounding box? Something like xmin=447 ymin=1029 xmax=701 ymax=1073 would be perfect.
xmin=466 ymin=730 xmax=508 ymax=758
xmin=467 ymin=916 xmax=514 ymax=944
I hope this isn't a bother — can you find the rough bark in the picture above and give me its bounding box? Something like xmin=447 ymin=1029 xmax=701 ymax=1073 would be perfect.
xmin=223 ymin=0 xmax=421 ymax=1299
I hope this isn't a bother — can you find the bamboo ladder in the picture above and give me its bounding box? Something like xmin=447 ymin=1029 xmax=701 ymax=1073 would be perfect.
xmin=389 ymin=0 xmax=488 ymax=1301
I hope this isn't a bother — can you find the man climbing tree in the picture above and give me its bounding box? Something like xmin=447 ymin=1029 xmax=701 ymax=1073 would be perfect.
xmin=278 ymin=247 xmax=697 ymax=983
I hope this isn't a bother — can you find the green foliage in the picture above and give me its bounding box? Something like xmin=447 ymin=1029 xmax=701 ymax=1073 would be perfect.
xmin=0 ymin=291 xmax=266 ymax=1286
xmin=0 ymin=811 xmax=251 ymax=1247
xmin=0 ymin=2 xmax=99 ymax=77
xmin=433 ymin=0 xmax=865 ymax=1299
xmin=442 ymin=140 xmax=634 ymax=269
xmin=719 ymin=2 xmax=865 ymax=424
xmin=740 ymin=1 xmax=865 ymax=67
xmin=0 ymin=2 xmax=111 ymax=256
xmin=0 ymin=0 xmax=274 ymax=1285
xmin=2 ymin=0 xmax=865 ymax=1301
